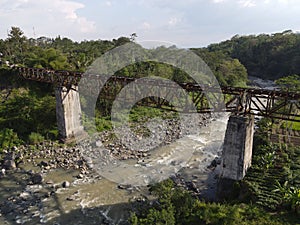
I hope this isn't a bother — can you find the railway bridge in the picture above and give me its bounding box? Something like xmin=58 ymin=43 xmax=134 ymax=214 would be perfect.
xmin=17 ymin=67 xmax=300 ymax=181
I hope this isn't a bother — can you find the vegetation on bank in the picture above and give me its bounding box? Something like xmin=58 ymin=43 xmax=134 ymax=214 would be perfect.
xmin=130 ymin=180 xmax=299 ymax=225
xmin=129 ymin=121 xmax=300 ymax=225
xmin=0 ymin=68 xmax=56 ymax=149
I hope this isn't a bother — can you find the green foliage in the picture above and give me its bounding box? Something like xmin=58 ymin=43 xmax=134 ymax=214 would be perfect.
xmin=0 ymin=83 xmax=57 ymax=142
xmin=25 ymin=47 xmax=69 ymax=70
xmin=0 ymin=27 xmax=119 ymax=71
xmin=273 ymin=180 xmax=300 ymax=212
xmin=130 ymin=180 xmax=287 ymax=225
xmin=28 ymin=132 xmax=44 ymax=145
xmin=191 ymin=48 xmax=248 ymax=86
xmin=1 ymin=26 xmax=248 ymax=87
xmin=281 ymin=121 xmax=300 ymax=131
xmin=275 ymin=74 xmax=300 ymax=92
xmin=129 ymin=106 xmax=175 ymax=122
xmin=130 ymin=180 xmax=175 ymax=225
xmin=252 ymin=142 xmax=277 ymax=171
xmin=95 ymin=116 xmax=113 ymax=132
xmin=2 ymin=26 xmax=300 ymax=87
xmin=260 ymin=151 xmax=276 ymax=170
xmin=201 ymin=30 xmax=300 ymax=80
xmin=131 ymin=208 xmax=175 ymax=225
xmin=1 ymin=27 xmax=28 ymax=64
xmin=0 ymin=128 xmax=22 ymax=150
xmin=242 ymin=125 xmax=300 ymax=215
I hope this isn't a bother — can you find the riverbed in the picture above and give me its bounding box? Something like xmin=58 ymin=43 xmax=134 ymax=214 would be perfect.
xmin=0 ymin=113 xmax=229 ymax=225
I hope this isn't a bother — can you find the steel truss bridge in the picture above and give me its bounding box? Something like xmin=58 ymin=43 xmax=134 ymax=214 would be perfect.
xmin=17 ymin=67 xmax=300 ymax=122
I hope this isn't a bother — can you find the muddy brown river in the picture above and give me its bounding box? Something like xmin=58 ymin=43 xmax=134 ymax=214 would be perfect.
xmin=0 ymin=114 xmax=228 ymax=225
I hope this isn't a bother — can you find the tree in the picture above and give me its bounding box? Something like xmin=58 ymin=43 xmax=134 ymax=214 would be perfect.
xmin=275 ymin=74 xmax=300 ymax=92
xmin=25 ymin=47 xmax=69 ymax=70
xmin=5 ymin=27 xmax=28 ymax=64
xmin=114 ymin=37 xmax=131 ymax=46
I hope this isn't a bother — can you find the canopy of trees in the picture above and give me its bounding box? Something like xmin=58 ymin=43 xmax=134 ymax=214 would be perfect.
xmin=195 ymin=30 xmax=300 ymax=80
xmin=0 ymin=27 xmax=249 ymax=87
xmin=1 ymin=27 xmax=299 ymax=86
xmin=0 ymin=27 xmax=125 ymax=71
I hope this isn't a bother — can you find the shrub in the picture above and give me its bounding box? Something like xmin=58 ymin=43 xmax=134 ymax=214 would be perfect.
xmin=0 ymin=128 xmax=22 ymax=150
xmin=28 ymin=132 xmax=44 ymax=144
xmin=130 ymin=179 xmax=286 ymax=225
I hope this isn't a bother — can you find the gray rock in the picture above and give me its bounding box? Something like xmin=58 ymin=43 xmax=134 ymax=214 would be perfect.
xmin=66 ymin=196 xmax=75 ymax=201
xmin=44 ymin=166 xmax=51 ymax=170
xmin=40 ymin=161 xmax=49 ymax=167
xmin=31 ymin=173 xmax=43 ymax=184
xmin=0 ymin=201 xmax=14 ymax=214
xmin=62 ymin=181 xmax=70 ymax=188
xmin=117 ymin=184 xmax=132 ymax=190
xmin=46 ymin=180 xmax=54 ymax=185
xmin=19 ymin=192 xmax=30 ymax=200
xmin=77 ymin=173 xmax=84 ymax=179
xmin=3 ymin=159 xmax=16 ymax=170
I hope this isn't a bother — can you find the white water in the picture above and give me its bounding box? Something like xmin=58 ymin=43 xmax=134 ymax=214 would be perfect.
xmin=86 ymin=113 xmax=229 ymax=187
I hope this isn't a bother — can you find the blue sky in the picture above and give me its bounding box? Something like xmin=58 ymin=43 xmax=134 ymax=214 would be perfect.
xmin=0 ymin=0 xmax=299 ymax=47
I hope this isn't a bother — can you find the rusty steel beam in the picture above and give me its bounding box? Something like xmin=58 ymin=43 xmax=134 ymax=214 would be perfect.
xmin=17 ymin=67 xmax=300 ymax=122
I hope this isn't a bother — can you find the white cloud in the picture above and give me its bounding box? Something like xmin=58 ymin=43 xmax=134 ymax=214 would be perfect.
xmin=1 ymin=0 xmax=300 ymax=47
xmin=238 ymin=0 xmax=256 ymax=7
xmin=0 ymin=0 xmax=96 ymax=39
xmin=55 ymin=0 xmax=84 ymax=20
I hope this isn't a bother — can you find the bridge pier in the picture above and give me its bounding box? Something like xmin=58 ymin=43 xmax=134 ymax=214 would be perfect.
xmin=221 ymin=115 xmax=254 ymax=180
xmin=55 ymin=86 xmax=85 ymax=142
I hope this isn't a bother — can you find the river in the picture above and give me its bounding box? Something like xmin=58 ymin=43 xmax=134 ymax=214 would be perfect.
xmin=0 ymin=113 xmax=229 ymax=225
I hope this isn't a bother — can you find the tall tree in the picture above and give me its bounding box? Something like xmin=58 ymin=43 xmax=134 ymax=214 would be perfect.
xmin=5 ymin=27 xmax=28 ymax=64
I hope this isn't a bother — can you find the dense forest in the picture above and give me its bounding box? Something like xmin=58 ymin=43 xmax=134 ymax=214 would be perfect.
xmin=1 ymin=27 xmax=300 ymax=86
xmin=193 ymin=30 xmax=300 ymax=80
xmin=0 ymin=27 xmax=247 ymax=87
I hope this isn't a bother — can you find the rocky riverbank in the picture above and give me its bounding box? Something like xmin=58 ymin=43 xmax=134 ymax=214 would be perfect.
xmin=0 ymin=113 xmax=222 ymax=224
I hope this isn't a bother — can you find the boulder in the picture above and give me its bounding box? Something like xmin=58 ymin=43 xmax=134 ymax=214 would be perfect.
xmin=31 ymin=173 xmax=43 ymax=184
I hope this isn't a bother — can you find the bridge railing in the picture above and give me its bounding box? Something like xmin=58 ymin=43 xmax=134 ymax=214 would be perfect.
xmin=17 ymin=67 xmax=82 ymax=87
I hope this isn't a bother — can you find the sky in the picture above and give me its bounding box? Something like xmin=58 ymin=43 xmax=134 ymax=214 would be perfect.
xmin=0 ymin=0 xmax=300 ymax=47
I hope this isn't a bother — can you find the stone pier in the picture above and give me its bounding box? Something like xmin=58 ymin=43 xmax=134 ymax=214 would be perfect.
xmin=221 ymin=115 xmax=254 ymax=180
xmin=55 ymin=86 xmax=85 ymax=142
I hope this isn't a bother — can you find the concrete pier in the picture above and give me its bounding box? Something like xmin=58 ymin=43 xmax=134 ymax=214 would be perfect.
xmin=55 ymin=86 xmax=85 ymax=142
xmin=221 ymin=115 xmax=254 ymax=180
